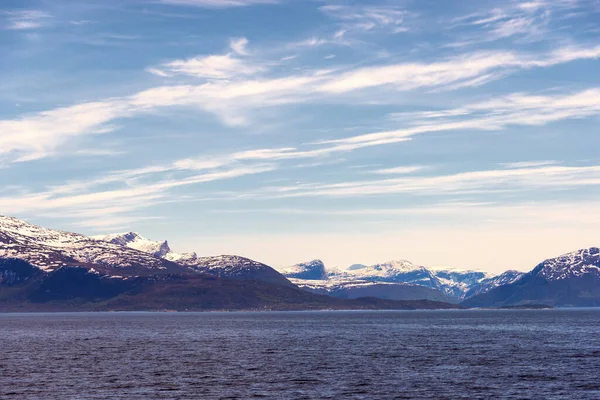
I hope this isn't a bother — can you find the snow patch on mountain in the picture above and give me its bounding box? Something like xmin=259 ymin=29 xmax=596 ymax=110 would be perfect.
xmin=532 ymin=247 xmax=600 ymax=281
xmin=281 ymin=257 xmax=507 ymax=299
xmin=94 ymin=232 xmax=291 ymax=286
xmin=278 ymin=260 xmax=327 ymax=280
xmin=93 ymin=232 xmax=171 ymax=258
xmin=0 ymin=216 xmax=176 ymax=273
xmin=463 ymin=270 xmax=525 ymax=298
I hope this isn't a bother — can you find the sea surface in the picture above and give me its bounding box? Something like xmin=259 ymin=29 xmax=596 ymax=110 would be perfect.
xmin=1 ymin=309 xmax=599 ymax=399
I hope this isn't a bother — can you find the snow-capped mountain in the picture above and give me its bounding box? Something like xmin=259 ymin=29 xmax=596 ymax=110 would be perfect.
xmin=94 ymin=232 xmax=172 ymax=258
xmin=94 ymin=232 xmax=292 ymax=286
xmin=280 ymin=259 xmax=457 ymax=302
xmin=463 ymin=270 xmax=524 ymax=299
xmin=428 ymin=267 xmax=494 ymax=299
xmin=279 ymin=260 xmax=328 ymax=280
xmin=463 ymin=247 xmax=600 ymax=307
xmin=281 ymin=258 xmax=511 ymax=300
xmin=0 ymin=216 xmax=186 ymax=276
xmin=0 ymin=216 xmax=289 ymax=286
xmin=0 ymin=216 xmax=460 ymax=311
xmin=340 ymin=260 xmax=438 ymax=285
xmin=277 ymin=260 xmax=457 ymax=301
xmin=532 ymin=247 xmax=600 ymax=281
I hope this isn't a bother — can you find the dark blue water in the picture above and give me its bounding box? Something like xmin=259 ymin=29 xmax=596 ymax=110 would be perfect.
xmin=1 ymin=310 xmax=599 ymax=399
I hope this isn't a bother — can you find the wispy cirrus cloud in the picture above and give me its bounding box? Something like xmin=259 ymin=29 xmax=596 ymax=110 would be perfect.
xmin=371 ymin=166 xmax=427 ymax=175
xmin=319 ymin=4 xmax=411 ymax=35
xmin=149 ymin=53 xmax=265 ymax=79
xmin=0 ymin=160 xmax=277 ymax=230
xmin=147 ymin=37 xmax=264 ymax=79
xmin=2 ymin=10 xmax=51 ymax=30
xmin=326 ymin=87 xmax=600 ymax=149
xmin=157 ymin=0 xmax=279 ymax=8
xmin=502 ymin=160 xmax=557 ymax=168
xmin=241 ymin=164 xmax=600 ymax=199
xmin=452 ymin=0 xmax=586 ymax=43
xmin=3 ymin=41 xmax=600 ymax=162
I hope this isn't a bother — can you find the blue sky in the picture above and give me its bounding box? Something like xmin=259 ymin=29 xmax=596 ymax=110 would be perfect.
xmin=1 ymin=0 xmax=600 ymax=272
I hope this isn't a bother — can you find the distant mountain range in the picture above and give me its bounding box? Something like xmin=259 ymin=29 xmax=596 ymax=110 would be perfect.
xmin=279 ymin=259 xmax=524 ymax=303
xmin=279 ymin=249 xmax=600 ymax=307
xmin=1 ymin=215 xmax=599 ymax=309
xmin=0 ymin=216 xmax=458 ymax=311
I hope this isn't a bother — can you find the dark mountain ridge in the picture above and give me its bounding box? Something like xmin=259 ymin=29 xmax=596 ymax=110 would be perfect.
xmin=462 ymin=248 xmax=600 ymax=307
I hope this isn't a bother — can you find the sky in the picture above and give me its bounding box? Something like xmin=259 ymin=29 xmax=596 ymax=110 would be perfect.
xmin=1 ymin=0 xmax=600 ymax=273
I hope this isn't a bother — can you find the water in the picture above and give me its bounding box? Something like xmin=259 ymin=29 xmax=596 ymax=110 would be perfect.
xmin=1 ymin=310 xmax=599 ymax=399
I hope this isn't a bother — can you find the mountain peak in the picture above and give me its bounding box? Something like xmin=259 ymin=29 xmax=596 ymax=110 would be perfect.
xmin=0 ymin=216 xmax=183 ymax=274
xmin=280 ymin=259 xmax=327 ymax=280
xmin=93 ymin=232 xmax=171 ymax=258
xmin=93 ymin=231 xmax=291 ymax=286
xmin=533 ymin=247 xmax=600 ymax=282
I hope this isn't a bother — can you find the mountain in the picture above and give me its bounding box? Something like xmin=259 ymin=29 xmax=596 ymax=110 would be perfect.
xmin=279 ymin=260 xmax=327 ymax=280
xmin=93 ymin=232 xmax=292 ymax=286
xmin=339 ymin=260 xmax=439 ymax=285
xmin=334 ymin=261 xmax=500 ymax=299
xmin=280 ymin=259 xmax=459 ymax=302
xmin=0 ymin=216 xmax=189 ymax=276
xmin=463 ymin=270 xmax=525 ymax=298
xmin=462 ymin=248 xmax=600 ymax=308
xmin=427 ymin=267 xmax=492 ymax=298
xmin=0 ymin=257 xmax=460 ymax=312
xmin=94 ymin=232 xmax=171 ymax=258
xmin=291 ymin=278 xmax=456 ymax=303
xmin=281 ymin=258 xmax=522 ymax=301
xmin=0 ymin=216 xmax=461 ymax=311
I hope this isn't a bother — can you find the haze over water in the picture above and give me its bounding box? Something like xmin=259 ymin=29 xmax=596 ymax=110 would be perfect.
xmin=2 ymin=310 xmax=599 ymax=399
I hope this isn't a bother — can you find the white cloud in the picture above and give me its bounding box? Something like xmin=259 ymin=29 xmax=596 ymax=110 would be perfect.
xmin=317 ymin=51 xmax=519 ymax=93
xmin=158 ymin=0 xmax=278 ymax=8
xmin=0 ymin=161 xmax=276 ymax=230
xmin=452 ymin=0 xmax=584 ymax=42
xmin=0 ymin=100 xmax=130 ymax=162
xmin=3 ymin=10 xmax=51 ymax=30
xmin=244 ymin=164 xmax=600 ymax=199
xmin=154 ymin=54 xmax=264 ymax=79
xmin=230 ymin=37 xmax=250 ymax=55
xmin=145 ymin=67 xmax=171 ymax=77
xmin=325 ymin=87 xmax=600 ymax=149
xmin=291 ymin=37 xmax=330 ymax=47
xmin=502 ymin=161 xmax=557 ymax=168
xmin=371 ymin=166 xmax=426 ymax=175
xmin=319 ymin=5 xmax=410 ymax=34
xmin=3 ymin=44 xmax=600 ymax=162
